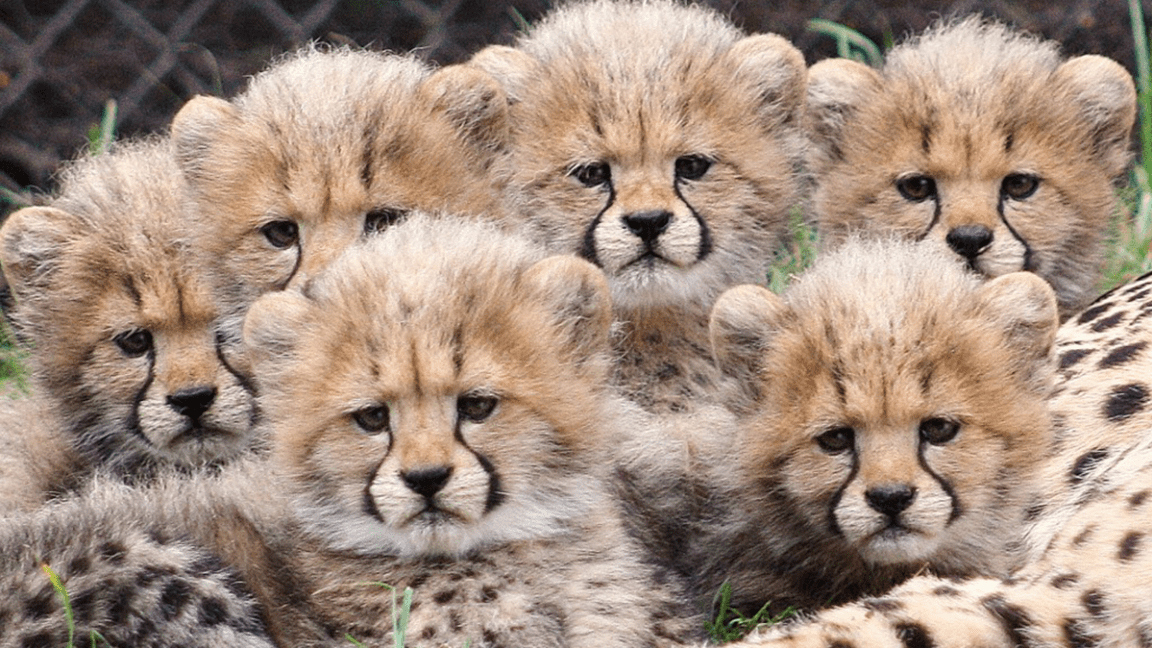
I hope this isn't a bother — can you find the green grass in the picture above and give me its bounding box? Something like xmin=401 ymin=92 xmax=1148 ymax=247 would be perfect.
xmin=704 ymin=581 xmax=796 ymax=644
xmin=40 ymin=563 xmax=75 ymax=648
xmin=767 ymin=208 xmax=819 ymax=294
xmin=345 ymin=582 xmax=414 ymax=648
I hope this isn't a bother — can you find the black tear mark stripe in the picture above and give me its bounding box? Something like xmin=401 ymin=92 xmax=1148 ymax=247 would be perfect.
xmin=916 ymin=196 xmax=943 ymax=242
xmin=918 ymin=441 xmax=962 ymax=524
xmin=122 ymin=348 xmax=157 ymax=468
xmin=671 ymin=179 xmax=712 ymax=260
xmin=363 ymin=457 xmax=387 ymax=522
xmin=826 ymin=442 xmax=859 ymax=538
xmin=579 ymin=181 xmax=615 ymax=267
xmin=996 ymin=196 xmax=1034 ymax=272
xmin=273 ymin=240 xmax=303 ymax=292
xmin=454 ymin=419 xmax=504 ymax=513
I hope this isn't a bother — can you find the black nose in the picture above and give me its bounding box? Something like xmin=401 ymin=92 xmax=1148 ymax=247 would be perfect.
xmin=945 ymin=225 xmax=994 ymax=260
xmin=166 ymin=386 xmax=217 ymax=421
xmin=866 ymin=484 xmax=917 ymax=518
xmin=623 ymin=210 xmax=672 ymax=244
xmin=402 ymin=466 xmax=453 ymax=498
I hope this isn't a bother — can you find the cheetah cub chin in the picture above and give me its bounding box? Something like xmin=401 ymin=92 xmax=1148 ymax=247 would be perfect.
xmin=172 ymin=44 xmax=509 ymax=333
xmin=697 ymin=238 xmax=1060 ymax=616
xmin=241 ymin=214 xmax=696 ymax=646
xmin=471 ymin=0 xmax=807 ymax=413
xmin=0 ymin=138 xmax=257 ymax=501
xmin=806 ymin=17 xmax=1136 ymax=317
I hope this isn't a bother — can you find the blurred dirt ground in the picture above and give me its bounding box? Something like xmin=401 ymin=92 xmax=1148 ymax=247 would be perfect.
xmin=0 ymin=0 xmax=1148 ymax=219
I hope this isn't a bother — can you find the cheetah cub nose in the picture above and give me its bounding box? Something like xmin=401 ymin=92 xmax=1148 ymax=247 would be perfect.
xmin=623 ymin=210 xmax=672 ymax=244
xmin=403 ymin=466 xmax=454 ymax=498
xmin=166 ymin=386 xmax=218 ymax=421
xmin=945 ymin=225 xmax=994 ymax=260
xmin=865 ymin=484 xmax=917 ymax=518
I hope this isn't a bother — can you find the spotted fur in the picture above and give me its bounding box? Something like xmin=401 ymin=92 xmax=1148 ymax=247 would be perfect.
xmin=0 ymin=486 xmax=273 ymax=648
xmin=737 ymin=273 xmax=1151 ymax=647
xmin=806 ymin=17 xmax=1136 ymax=317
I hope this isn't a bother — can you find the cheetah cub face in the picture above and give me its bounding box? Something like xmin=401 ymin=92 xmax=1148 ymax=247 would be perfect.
xmin=711 ymin=239 xmax=1060 ymax=572
xmin=243 ymin=215 xmax=614 ymax=557
xmin=172 ymin=46 xmax=509 ymax=319
xmin=472 ymin=0 xmax=806 ymax=311
xmin=806 ymin=17 xmax=1136 ymax=316
xmin=0 ymin=140 xmax=256 ymax=475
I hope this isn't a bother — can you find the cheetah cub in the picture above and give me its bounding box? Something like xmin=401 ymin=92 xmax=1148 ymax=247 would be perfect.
xmin=172 ymin=44 xmax=510 ymax=336
xmin=695 ymin=238 xmax=1060 ymax=617
xmin=472 ymin=0 xmax=807 ymax=414
xmin=739 ymin=274 xmax=1151 ymax=647
xmin=240 ymin=214 xmax=697 ymax=646
xmin=806 ymin=17 xmax=1136 ymax=317
xmin=0 ymin=138 xmax=258 ymax=509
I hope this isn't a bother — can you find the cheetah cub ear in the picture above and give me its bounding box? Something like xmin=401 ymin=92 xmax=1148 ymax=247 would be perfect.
xmin=170 ymin=95 xmax=243 ymax=183
xmin=519 ymin=255 xmax=612 ymax=362
xmin=419 ymin=64 xmax=511 ymax=155
xmin=1052 ymin=55 xmax=1137 ymax=179
xmin=0 ymin=206 xmax=76 ymax=294
xmin=726 ymin=33 xmax=808 ymax=130
xmin=975 ymin=271 xmax=1060 ymax=390
xmin=805 ymin=58 xmax=882 ymax=174
xmin=241 ymin=288 xmax=315 ymax=371
xmin=468 ymin=45 xmax=538 ymax=104
xmin=709 ymin=284 xmax=789 ymax=409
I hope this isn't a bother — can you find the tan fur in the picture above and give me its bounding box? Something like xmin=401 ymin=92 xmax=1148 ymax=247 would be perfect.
xmin=471 ymin=0 xmax=807 ymax=414
xmin=693 ymin=238 xmax=1059 ymax=617
xmin=171 ymin=44 xmax=510 ymax=334
xmin=0 ymin=138 xmax=258 ymax=502
xmin=0 ymin=394 xmax=79 ymax=513
xmin=806 ymin=17 xmax=1136 ymax=317
xmin=237 ymin=214 xmax=696 ymax=646
xmin=0 ymin=216 xmax=700 ymax=646
xmin=736 ymin=274 xmax=1151 ymax=647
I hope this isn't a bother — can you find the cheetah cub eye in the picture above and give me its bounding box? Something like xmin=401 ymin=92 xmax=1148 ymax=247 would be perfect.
xmin=1000 ymin=174 xmax=1040 ymax=201
xmin=674 ymin=154 xmax=712 ymax=181
xmin=260 ymin=219 xmax=299 ymax=249
xmin=816 ymin=426 xmax=854 ymax=454
xmin=570 ymin=162 xmax=611 ymax=188
xmin=895 ymin=174 xmax=937 ymax=202
xmin=457 ymin=393 xmax=498 ymax=423
xmin=113 ymin=328 xmax=153 ymax=357
xmin=353 ymin=404 xmax=390 ymax=434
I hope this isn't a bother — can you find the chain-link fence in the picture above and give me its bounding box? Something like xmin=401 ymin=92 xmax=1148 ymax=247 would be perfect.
xmin=0 ymin=0 xmax=1144 ymax=216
